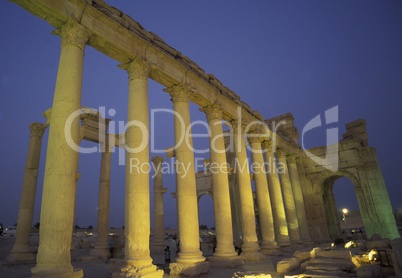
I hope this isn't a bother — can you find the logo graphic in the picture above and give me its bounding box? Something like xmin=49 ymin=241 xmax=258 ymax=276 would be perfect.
xmin=301 ymin=106 xmax=339 ymax=172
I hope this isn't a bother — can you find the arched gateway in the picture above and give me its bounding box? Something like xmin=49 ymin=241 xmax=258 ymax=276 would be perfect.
xmin=7 ymin=0 xmax=399 ymax=277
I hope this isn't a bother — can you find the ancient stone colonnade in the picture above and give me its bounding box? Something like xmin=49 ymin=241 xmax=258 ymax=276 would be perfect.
xmin=8 ymin=0 xmax=399 ymax=277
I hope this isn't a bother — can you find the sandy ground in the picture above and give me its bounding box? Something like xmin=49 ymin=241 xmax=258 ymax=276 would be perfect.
xmin=0 ymin=235 xmax=284 ymax=277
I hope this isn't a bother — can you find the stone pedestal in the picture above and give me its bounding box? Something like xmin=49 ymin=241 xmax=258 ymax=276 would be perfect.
xmin=8 ymin=123 xmax=47 ymax=262
xmin=31 ymin=17 xmax=90 ymax=278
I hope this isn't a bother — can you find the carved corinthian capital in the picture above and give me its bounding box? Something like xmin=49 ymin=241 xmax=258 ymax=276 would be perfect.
xmin=286 ymin=154 xmax=297 ymax=164
xmin=52 ymin=16 xmax=91 ymax=50
xmin=163 ymin=83 xmax=193 ymax=103
xmin=151 ymin=156 xmax=164 ymax=167
xmin=29 ymin=123 xmax=48 ymax=139
xmin=230 ymin=119 xmax=247 ymax=134
xmin=119 ymin=57 xmax=150 ymax=80
xmin=200 ymin=103 xmax=222 ymax=122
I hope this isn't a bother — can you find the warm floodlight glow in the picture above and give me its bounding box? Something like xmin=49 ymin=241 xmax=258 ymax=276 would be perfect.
xmin=342 ymin=208 xmax=348 ymax=214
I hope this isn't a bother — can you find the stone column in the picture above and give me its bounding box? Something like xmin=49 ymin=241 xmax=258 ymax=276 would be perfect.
xmin=248 ymin=136 xmax=278 ymax=254
xmin=287 ymin=155 xmax=313 ymax=245
xmin=31 ymin=17 xmax=90 ymax=278
xmin=90 ymin=147 xmax=111 ymax=260
xmin=151 ymin=156 xmax=167 ymax=253
xmin=115 ymin=57 xmax=163 ymax=277
xmin=201 ymin=104 xmax=243 ymax=267
xmin=164 ymin=84 xmax=208 ymax=276
xmin=276 ymin=148 xmax=302 ymax=244
xmin=8 ymin=123 xmax=47 ymax=262
xmin=232 ymin=120 xmax=265 ymax=261
xmin=262 ymin=140 xmax=290 ymax=247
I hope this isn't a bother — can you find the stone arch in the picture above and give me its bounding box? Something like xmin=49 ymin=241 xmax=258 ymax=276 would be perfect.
xmin=313 ymin=169 xmax=365 ymax=240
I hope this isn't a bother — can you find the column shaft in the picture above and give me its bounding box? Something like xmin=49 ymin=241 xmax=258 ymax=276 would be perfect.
xmin=287 ymin=155 xmax=312 ymax=244
xmin=91 ymin=150 xmax=111 ymax=259
xmin=201 ymin=104 xmax=242 ymax=266
xmin=152 ymin=156 xmax=167 ymax=252
xmin=32 ymin=17 xmax=90 ymax=278
xmin=276 ymin=149 xmax=302 ymax=244
xmin=118 ymin=57 xmax=162 ymax=277
xmin=263 ymin=142 xmax=290 ymax=247
xmin=9 ymin=123 xmax=47 ymax=261
xmin=165 ymin=84 xmax=205 ymax=264
xmin=232 ymin=121 xmax=264 ymax=261
xmin=249 ymin=139 xmax=278 ymax=254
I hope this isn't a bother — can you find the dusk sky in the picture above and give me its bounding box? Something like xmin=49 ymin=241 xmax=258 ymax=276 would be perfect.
xmin=1 ymin=1 xmax=401 ymax=230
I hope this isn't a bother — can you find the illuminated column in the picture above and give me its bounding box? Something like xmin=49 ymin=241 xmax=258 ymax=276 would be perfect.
xmin=8 ymin=123 xmax=47 ymax=262
xmin=31 ymin=17 xmax=89 ymax=278
xmin=90 ymin=146 xmax=111 ymax=260
xmin=262 ymin=140 xmax=290 ymax=247
xmin=287 ymin=155 xmax=312 ymax=244
xmin=276 ymin=148 xmax=302 ymax=244
xmin=115 ymin=57 xmax=163 ymax=277
xmin=151 ymin=156 xmax=167 ymax=252
xmin=201 ymin=104 xmax=243 ymax=267
xmin=232 ymin=120 xmax=265 ymax=261
xmin=164 ymin=84 xmax=208 ymax=275
xmin=248 ymin=136 xmax=278 ymax=254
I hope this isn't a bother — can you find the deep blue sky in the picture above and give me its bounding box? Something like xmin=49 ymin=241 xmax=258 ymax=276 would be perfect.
xmin=1 ymin=1 xmax=401 ymax=229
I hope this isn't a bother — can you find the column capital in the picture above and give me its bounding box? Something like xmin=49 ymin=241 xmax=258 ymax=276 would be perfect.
xmin=262 ymin=139 xmax=278 ymax=153
xmin=230 ymin=119 xmax=247 ymax=134
xmin=247 ymin=135 xmax=263 ymax=145
xmin=29 ymin=123 xmax=47 ymax=139
xmin=276 ymin=148 xmax=287 ymax=158
xmin=200 ymin=103 xmax=223 ymax=121
xmin=247 ymin=128 xmax=266 ymax=144
xmin=52 ymin=16 xmax=91 ymax=50
xmin=151 ymin=156 xmax=164 ymax=166
xmin=119 ymin=56 xmax=150 ymax=80
xmin=286 ymin=154 xmax=298 ymax=164
xmin=164 ymin=83 xmax=194 ymax=103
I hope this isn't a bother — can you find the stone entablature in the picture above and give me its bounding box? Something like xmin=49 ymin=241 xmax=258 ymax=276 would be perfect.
xmin=11 ymin=0 xmax=299 ymax=155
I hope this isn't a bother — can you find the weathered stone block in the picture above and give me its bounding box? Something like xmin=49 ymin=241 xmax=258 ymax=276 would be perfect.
xmin=276 ymin=257 xmax=300 ymax=274
xmin=169 ymin=261 xmax=209 ymax=277
xmin=315 ymin=249 xmax=352 ymax=260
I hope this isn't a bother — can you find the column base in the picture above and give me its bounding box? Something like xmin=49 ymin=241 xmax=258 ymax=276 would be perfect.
xmin=150 ymin=242 xmax=165 ymax=265
xmin=301 ymin=239 xmax=315 ymax=246
xmin=290 ymin=239 xmax=304 ymax=245
xmin=7 ymin=244 xmax=35 ymax=262
xmin=176 ymin=250 xmax=205 ymax=264
xmin=240 ymin=250 xmax=266 ymax=261
xmin=112 ymin=259 xmax=164 ymax=278
xmin=169 ymin=261 xmax=209 ymax=276
xmin=32 ymin=265 xmax=83 ymax=278
xmin=277 ymin=239 xmax=291 ymax=247
xmin=90 ymin=244 xmax=111 ymax=261
xmin=208 ymin=255 xmax=244 ymax=268
xmin=260 ymin=242 xmax=282 ymax=256
xmin=150 ymin=241 xmax=166 ymax=253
